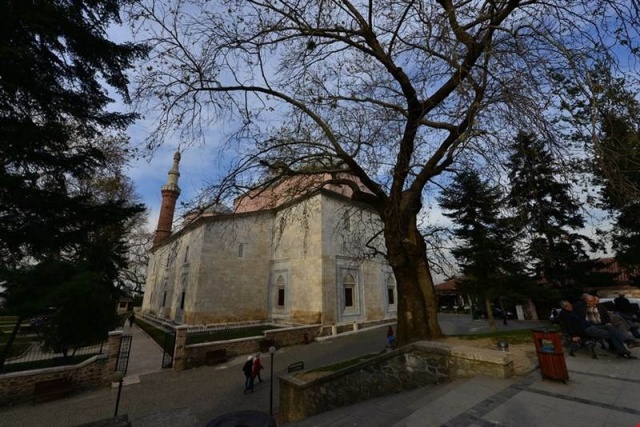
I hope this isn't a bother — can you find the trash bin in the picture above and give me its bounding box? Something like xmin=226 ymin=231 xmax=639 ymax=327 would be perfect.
xmin=532 ymin=328 xmax=568 ymax=383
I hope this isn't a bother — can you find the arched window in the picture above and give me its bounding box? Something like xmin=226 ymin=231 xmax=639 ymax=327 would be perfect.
xmin=180 ymin=274 xmax=188 ymax=310
xmin=342 ymin=212 xmax=351 ymax=232
xmin=386 ymin=274 xmax=396 ymax=308
xmin=161 ymin=278 xmax=168 ymax=308
xmin=238 ymin=243 xmax=245 ymax=258
xmin=343 ymin=273 xmax=356 ymax=309
xmin=276 ymin=275 xmax=286 ymax=307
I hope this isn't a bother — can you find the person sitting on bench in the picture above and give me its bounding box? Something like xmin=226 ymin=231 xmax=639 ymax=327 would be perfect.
xmin=578 ymin=294 xmax=640 ymax=345
xmin=558 ymin=300 xmax=636 ymax=359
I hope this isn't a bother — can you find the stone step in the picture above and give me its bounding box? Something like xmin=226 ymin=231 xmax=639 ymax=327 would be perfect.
xmin=284 ymin=381 xmax=448 ymax=426
xmin=393 ymin=376 xmax=514 ymax=427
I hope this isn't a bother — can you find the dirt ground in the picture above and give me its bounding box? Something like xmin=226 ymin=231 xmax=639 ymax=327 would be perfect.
xmin=438 ymin=337 xmax=538 ymax=376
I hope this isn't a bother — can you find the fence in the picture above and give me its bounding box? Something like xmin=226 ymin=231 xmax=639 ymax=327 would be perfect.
xmin=185 ymin=324 xmax=282 ymax=345
xmin=2 ymin=340 xmax=106 ymax=374
xmin=0 ymin=330 xmax=123 ymax=406
xmin=176 ymin=324 xmax=322 ymax=370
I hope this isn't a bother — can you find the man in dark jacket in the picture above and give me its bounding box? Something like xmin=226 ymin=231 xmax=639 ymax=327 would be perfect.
xmin=243 ymin=356 xmax=254 ymax=394
xmin=614 ymin=294 xmax=634 ymax=313
xmin=558 ymin=300 xmax=635 ymax=359
xmin=579 ymin=294 xmax=640 ymax=342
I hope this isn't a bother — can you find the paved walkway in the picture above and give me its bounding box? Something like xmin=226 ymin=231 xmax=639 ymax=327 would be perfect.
xmin=1 ymin=317 xmax=638 ymax=426
xmin=119 ymin=322 xmax=164 ymax=386
xmin=288 ymin=345 xmax=640 ymax=427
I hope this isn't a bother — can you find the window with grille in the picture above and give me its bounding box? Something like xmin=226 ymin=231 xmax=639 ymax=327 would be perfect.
xmin=343 ymin=273 xmax=356 ymax=309
xmin=276 ymin=275 xmax=286 ymax=307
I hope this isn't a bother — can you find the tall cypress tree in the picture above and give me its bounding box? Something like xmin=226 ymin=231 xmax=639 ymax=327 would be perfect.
xmin=506 ymin=131 xmax=599 ymax=291
xmin=439 ymin=169 xmax=525 ymax=330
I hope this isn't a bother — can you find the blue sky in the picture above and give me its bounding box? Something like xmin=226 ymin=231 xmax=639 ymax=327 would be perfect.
xmin=108 ymin=22 xmax=228 ymax=230
xmin=123 ymin=124 xmax=228 ymax=231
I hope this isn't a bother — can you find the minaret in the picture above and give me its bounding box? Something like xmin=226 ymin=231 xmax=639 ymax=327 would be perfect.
xmin=153 ymin=151 xmax=181 ymax=246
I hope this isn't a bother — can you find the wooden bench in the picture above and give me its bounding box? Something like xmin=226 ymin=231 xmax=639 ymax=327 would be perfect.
xmin=33 ymin=377 xmax=73 ymax=403
xmin=287 ymin=361 xmax=304 ymax=373
xmin=206 ymin=349 xmax=228 ymax=366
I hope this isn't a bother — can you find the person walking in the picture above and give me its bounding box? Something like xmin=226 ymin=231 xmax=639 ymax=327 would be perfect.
xmin=242 ymin=356 xmax=254 ymax=393
xmin=386 ymin=326 xmax=395 ymax=351
xmin=252 ymin=353 xmax=263 ymax=383
xmin=128 ymin=313 xmax=135 ymax=327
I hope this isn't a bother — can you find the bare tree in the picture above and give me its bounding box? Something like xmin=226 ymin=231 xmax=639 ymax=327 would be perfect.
xmin=131 ymin=0 xmax=640 ymax=345
xmin=120 ymin=214 xmax=153 ymax=296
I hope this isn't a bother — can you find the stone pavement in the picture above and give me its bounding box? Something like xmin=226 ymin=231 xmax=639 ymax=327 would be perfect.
xmin=1 ymin=318 xmax=639 ymax=426
xmin=119 ymin=322 xmax=164 ymax=386
xmin=287 ymin=344 xmax=640 ymax=427
xmin=0 ymin=322 xmax=391 ymax=426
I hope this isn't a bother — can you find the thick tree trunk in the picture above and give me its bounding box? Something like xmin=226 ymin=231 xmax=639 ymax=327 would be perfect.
xmin=485 ymin=298 xmax=497 ymax=333
xmin=384 ymin=205 xmax=443 ymax=346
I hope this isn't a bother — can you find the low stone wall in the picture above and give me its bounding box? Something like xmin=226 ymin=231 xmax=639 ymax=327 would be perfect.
xmin=0 ymin=330 xmax=123 ymax=406
xmin=0 ymin=355 xmax=107 ymax=405
xmin=278 ymin=340 xmax=513 ymax=424
xmin=319 ymin=319 xmax=395 ymax=337
xmin=180 ymin=325 xmax=322 ymax=370
xmin=263 ymin=325 xmax=320 ymax=347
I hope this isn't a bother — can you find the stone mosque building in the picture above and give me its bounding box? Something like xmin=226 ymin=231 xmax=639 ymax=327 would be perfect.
xmin=141 ymin=153 xmax=398 ymax=327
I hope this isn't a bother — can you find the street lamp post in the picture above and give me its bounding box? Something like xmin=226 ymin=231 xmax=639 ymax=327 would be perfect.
xmin=269 ymin=346 xmax=276 ymax=416
xmin=112 ymin=371 xmax=125 ymax=417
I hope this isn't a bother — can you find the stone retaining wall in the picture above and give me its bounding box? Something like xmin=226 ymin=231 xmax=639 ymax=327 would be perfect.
xmin=179 ymin=325 xmax=322 ymax=370
xmin=0 ymin=330 xmax=123 ymax=406
xmin=278 ymin=340 xmax=513 ymax=424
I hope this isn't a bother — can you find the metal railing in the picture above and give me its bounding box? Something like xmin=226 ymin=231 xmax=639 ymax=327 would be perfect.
xmin=1 ymin=339 xmax=106 ymax=373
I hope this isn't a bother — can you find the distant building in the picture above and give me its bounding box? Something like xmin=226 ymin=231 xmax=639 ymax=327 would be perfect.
xmin=141 ymin=154 xmax=397 ymax=327
xmin=116 ymin=296 xmax=133 ymax=314
xmin=588 ymin=257 xmax=640 ymax=298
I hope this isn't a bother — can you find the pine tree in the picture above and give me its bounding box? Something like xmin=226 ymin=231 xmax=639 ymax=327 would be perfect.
xmin=506 ymin=131 xmax=598 ymax=291
xmin=0 ymin=0 xmax=148 ymax=265
xmin=439 ymin=169 xmax=525 ymax=331
xmin=0 ymin=1 xmax=147 ymax=369
xmin=597 ymin=113 xmax=640 ymax=280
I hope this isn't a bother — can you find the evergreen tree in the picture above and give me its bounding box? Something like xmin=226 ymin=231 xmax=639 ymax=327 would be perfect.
xmin=439 ymin=169 xmax=526 ymax=331
xmin=0 ymin=1 xmax=147 ymax=369
xmin=0 ymin=0 xmax=148 ymax=265
xmin=506 ymin=131 xmax=599 ymax=291
xmin=597 ymin=112 xmax=640 ymax=281
xmin=558 ymin=65 xmax=640 ymax=286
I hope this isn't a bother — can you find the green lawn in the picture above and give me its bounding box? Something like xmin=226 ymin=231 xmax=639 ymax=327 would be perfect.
xmin=0 ymin=316 xmax=19 ymax=334
xmin=2 ymin=353 xmax=98 ymax=374
xmin=134 ymin=318 xmax=170 ymax=348
xmin=136 ymin=318 xmax=285 ymax=348
xmin=186 ymin=325 xmax=281 ymax=345
xmin=0 ymin=315 xmax=39 ymax=358
xmin=453 ymin=326 xmax=561 ymax=345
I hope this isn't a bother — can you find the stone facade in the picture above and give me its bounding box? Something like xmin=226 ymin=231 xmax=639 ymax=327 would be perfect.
xmin=142 ymin=189 xmax=396 ymax=328
xmin=278 ymin=340 xmax=514 ymax=424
